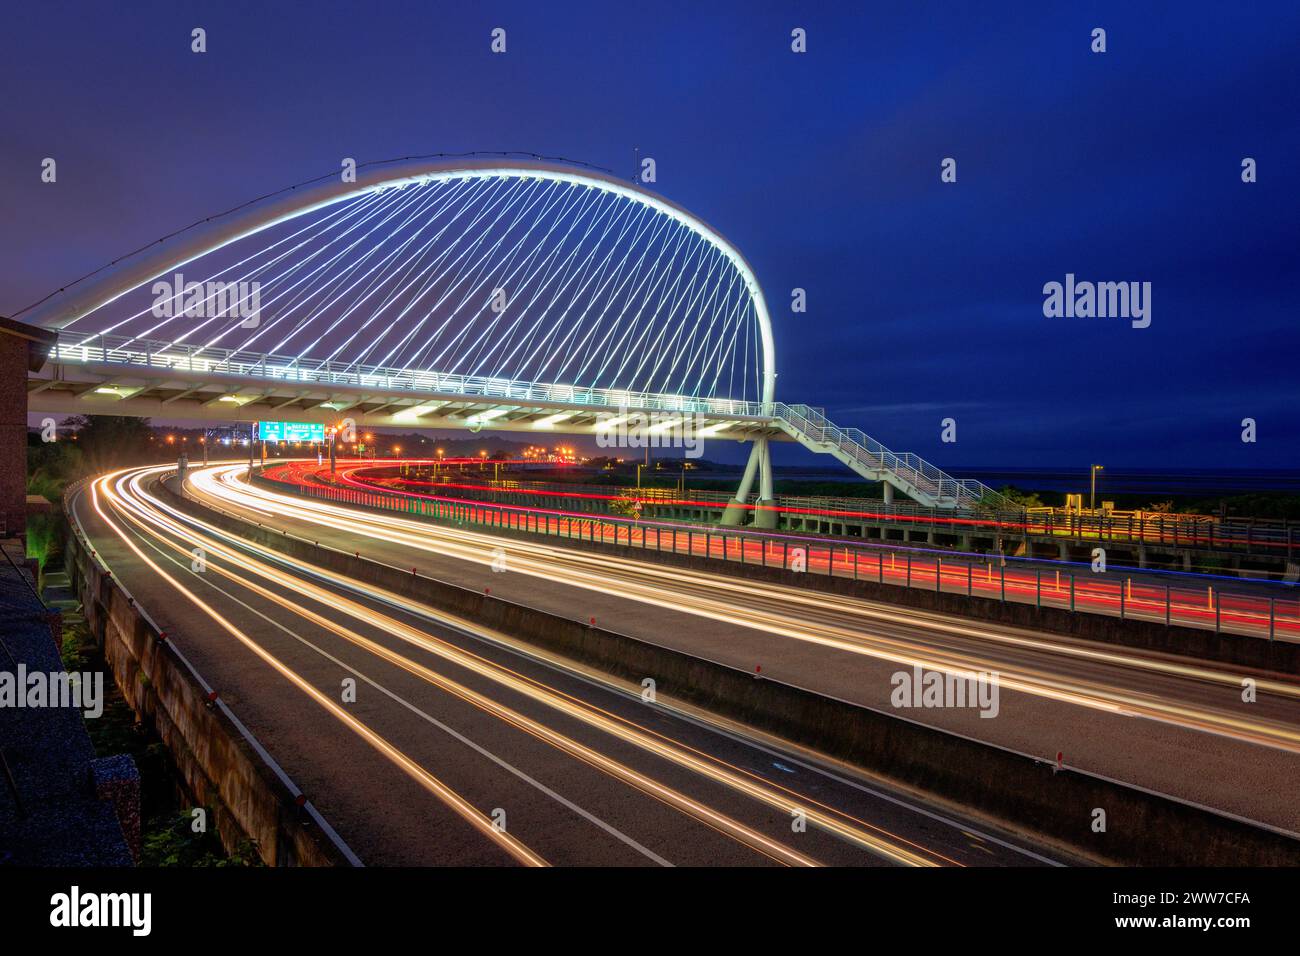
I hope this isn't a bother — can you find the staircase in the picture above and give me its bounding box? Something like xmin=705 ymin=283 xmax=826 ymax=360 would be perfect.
xmin=773 ymin=403 xmax=1008 ymax=510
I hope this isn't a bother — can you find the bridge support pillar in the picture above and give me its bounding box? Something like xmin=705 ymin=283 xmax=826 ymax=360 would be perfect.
xmin=753 ymin=437 xmax=778 ymax=529
xmin=721 ymin=439 xmax=763 ymax=526
xmin=1 ymin=318 xmax=58 ymax=539
xmin=882 ymin=482 xmax=894 ymax=505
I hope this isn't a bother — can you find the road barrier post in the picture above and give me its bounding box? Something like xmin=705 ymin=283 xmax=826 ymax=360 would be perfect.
xmin=1070 ymin=573 xmax=1075 ymax=612
xmin=1036 ymin=569 xmax=1041 ymax=607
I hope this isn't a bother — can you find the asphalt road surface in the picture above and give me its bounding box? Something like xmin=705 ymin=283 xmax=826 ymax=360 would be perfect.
xmin=69 ymin=464 xmax=1074 ymax=866
xmin=168 ymin=461 xmax=1300 ymax=837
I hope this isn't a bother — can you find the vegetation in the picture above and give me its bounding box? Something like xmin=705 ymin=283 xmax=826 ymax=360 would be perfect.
xmin=608 ymin=495 xmax=642 ymax=519
xmin=57 ymin=414 xmax=154 ymax=474
xmin=27 ymin=435 xmax=82 ymax=500
xmin=24 ymin=512 xmax=59 ymax=575
xmin=993 ymin=486 xmax=1047 ymax=510
xmin=25 ymin=436 xmax=84 ymax=574
xmin=142 ymin=811 xmax=259 ymax=867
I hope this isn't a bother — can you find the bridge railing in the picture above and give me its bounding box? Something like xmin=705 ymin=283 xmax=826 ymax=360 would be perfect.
xmin=773 ymin=402 xmax=1008 ymax=509
xmin=341 ymin=466 xmax=1300 ymax=557
xmin=47 ymin=330 xmax=773 ymax=421
xmin=253 ymin=466 xmax=1299 ymax=642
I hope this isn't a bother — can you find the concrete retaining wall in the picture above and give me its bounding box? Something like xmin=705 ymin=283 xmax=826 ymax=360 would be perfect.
xmin=63 ymin=503 xmax=346 ymax=867
xmin=169 ymin=478 xmax=1300 ymax=866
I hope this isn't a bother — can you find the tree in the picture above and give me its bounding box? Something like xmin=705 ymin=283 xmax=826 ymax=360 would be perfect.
xmin=27 ymin=435 xmax=83 ymax=500
xmin=608 ymin=495 xmax=642 ymax=520
xmin=975 ymin=486 xmax=1044 ymax=511
xmin=998 ymin=486 xmax=1046 ymax=509
xmin=59 ymin=415 xmax=154 ymax=473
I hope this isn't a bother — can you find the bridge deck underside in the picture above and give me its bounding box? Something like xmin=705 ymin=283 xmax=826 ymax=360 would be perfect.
xmin=27 ymin=362 xmax=782 ymax=438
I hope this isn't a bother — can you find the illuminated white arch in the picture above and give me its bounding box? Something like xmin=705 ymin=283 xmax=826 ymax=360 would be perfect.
xmin=27 ymin=158 xmax=776 ymax=405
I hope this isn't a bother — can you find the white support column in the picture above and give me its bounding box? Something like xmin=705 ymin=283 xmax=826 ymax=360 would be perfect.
xmin=720 ymin=440 xmax=762 ymax=526
xmin=753 ymin=436 xmax=778 ymax=529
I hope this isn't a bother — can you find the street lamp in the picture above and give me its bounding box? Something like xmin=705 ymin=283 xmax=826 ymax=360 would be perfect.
xmin=1090 ymin=464 xmax=1104 ymax=512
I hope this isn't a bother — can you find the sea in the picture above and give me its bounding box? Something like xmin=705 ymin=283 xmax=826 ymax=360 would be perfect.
xmin=769 ymin=467 xmax=1300 ymax=497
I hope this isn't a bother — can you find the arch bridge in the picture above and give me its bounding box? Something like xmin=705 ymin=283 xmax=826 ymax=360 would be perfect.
xmin=16 ymin=156 xmax=1004 ymax=521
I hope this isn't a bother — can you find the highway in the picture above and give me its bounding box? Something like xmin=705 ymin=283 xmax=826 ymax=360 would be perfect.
xmin=68 ymin=463 xmax=1069 ymax=867
xmin=171 ymin=460 xmax=1300 ymax=836
xmin=318 ymin=462 xmax=1300 ymax=641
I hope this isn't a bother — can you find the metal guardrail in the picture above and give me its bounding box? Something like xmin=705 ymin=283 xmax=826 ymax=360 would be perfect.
xmin=386 ymin=471 xmax=1299 ymax=558
xmin=257 ymin=469 xmax=1298 ymax=641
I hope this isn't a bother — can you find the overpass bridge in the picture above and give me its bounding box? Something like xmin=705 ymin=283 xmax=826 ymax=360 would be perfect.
xmin=10 ymin=154 xmax=1006 ymax=524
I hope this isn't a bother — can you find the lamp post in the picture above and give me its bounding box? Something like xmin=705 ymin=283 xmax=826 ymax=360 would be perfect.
xmin=1090 ymin=464 xmax=1104 ymax=512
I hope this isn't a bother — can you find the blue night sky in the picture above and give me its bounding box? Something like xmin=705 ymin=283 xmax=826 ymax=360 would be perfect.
xmin=3 ymin=1 xmax=1297 ymax=470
